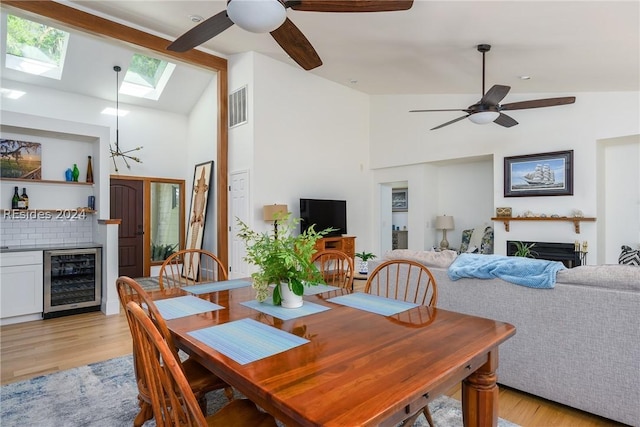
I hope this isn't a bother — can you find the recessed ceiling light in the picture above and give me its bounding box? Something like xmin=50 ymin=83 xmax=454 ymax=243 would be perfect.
xmin=102 ymin=107 xmax=129 ymax=116
xmin=189 ymin=15 xmax=203 ymax=23
xmin=519 ymin=75 xmax=531 ymax=80
xmin=1 ymin=88 xmax=26 ymax=99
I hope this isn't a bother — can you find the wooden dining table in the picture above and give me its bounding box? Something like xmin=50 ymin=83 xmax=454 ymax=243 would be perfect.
xmin=152 ymin=283 xmax=515 ymax=427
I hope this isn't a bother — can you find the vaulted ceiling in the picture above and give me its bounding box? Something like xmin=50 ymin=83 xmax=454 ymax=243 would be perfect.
xmin=2 ymin=1 xmax=638 ymax=114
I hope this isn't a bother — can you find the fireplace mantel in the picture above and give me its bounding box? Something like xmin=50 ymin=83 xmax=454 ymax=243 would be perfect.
xmin=491 ymin=216 xmax=596 ymax=234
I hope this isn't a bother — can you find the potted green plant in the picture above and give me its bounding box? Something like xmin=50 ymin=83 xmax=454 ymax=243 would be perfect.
xmin=355 ymin=251 xmax=377 ymax=274
xmin=513 ymin=241 xmax=538 ymax=258
xmin=237 ymin=212 xmax=334 ymax=308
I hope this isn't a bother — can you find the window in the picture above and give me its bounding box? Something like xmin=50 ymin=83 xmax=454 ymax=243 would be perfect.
xmin=120 ymin=53 xmax=176 ymax=100
xmin=5 ymin=14 xmax=69 ymax=80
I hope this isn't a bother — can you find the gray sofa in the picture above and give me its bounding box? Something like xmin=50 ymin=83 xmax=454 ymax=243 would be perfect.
xmin=370 ymin=250 xmax=640 ymax=426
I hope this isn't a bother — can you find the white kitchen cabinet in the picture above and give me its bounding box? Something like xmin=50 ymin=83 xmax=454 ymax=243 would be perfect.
xmin=0 ymin=251 xmax=44 ymax=324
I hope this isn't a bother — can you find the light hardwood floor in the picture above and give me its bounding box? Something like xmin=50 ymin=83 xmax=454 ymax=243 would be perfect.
xmin=1 ymin=311 xmax=624 ymax=427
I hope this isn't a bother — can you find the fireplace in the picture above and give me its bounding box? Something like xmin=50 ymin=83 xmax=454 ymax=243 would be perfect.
xmin=506 ymin=241 xmax=584 ymax=268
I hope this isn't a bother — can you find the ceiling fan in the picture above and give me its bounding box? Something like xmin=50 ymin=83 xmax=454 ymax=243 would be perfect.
xmin=410 ymin=44 xmax=576 ymax=130
xmin=167 ymin=0 xmax=414 ymax=70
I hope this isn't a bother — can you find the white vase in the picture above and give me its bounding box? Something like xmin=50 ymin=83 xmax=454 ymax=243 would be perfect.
xmin=279 ymin=282 xmax=303 ymax=308
xmin=358 ymin=260 xmax=368 ymax=274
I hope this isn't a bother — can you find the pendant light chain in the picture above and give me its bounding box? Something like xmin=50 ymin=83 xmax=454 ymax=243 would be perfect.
xmin=109 ymin=65 xmax=143 ymax=172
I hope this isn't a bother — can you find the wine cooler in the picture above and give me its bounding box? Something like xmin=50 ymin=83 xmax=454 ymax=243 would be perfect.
xmin=44 ymin=247 xmax=102 ymax=318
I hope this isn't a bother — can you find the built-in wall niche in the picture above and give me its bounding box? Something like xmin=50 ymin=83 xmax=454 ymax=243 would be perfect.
xmin=0 ymin=126 xmax=97 ymax=211
xmin=391 ymin=185 xmax=408 ymax=230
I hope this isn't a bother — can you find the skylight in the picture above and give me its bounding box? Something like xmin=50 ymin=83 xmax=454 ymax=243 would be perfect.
xmin=5 ymin=14 xmax=69 ymax=80
xmin=121 ymin=53 xmax=175 ymax=100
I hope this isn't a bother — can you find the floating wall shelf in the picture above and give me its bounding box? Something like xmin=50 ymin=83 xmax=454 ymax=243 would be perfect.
xmin=0 ymin=178 xmax=93 ymax=186
xmin=491 ymin=217 xmax=596 ymax=234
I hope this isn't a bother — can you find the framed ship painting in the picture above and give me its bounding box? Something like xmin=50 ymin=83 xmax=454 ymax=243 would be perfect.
xmin=504 ymin=150 xmax=573 ymax=197
xmin=183 ymin=161 xmax=213 ymax=279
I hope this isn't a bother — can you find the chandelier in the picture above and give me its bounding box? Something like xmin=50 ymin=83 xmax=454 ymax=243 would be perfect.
xmin=110 ymin=65 xmax=142 ymax=172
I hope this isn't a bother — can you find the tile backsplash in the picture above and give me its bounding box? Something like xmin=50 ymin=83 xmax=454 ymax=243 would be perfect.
xmin=1 ymin=214 xmax=94 ymax=247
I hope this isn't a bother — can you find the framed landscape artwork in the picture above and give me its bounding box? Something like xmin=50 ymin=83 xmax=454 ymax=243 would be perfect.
xmin=0 ymin=139 xmax=42 ymax=179
xmin=504 ymin=150 xmax=573 ymax=197
xmin=392 ymin=188 xmax=408 ymax=211
xmin=183 ymin=161 xmax=213 ymax=279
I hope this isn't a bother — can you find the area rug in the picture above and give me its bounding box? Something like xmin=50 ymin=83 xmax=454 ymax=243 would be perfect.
xmin=0 ymin=354 xmax=520 ymax=427
xmin=133 ymin=276 xmax=161 ymax=292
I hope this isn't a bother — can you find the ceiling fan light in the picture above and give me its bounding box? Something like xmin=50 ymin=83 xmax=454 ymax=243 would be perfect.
xmin=227 ymin=0 xmax=287 ymax=33
xmin=468 ymin=111 xmax=500 ymax=125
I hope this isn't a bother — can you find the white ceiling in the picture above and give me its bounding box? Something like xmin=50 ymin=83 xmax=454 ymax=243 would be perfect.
xmin=2 ymin=1 xmax=638 ymax=114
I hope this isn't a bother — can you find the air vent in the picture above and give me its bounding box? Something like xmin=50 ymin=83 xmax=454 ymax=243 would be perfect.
xmin=229 ymin=85 xmax=247 ymax=128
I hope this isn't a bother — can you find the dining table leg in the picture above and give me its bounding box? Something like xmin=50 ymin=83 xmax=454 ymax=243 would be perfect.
xmin=461 ymin=348 xmax=499 ymax=427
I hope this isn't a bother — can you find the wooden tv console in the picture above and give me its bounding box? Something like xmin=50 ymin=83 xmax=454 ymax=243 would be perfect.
xmin=314 ymin=236 xmax=356 ymax=259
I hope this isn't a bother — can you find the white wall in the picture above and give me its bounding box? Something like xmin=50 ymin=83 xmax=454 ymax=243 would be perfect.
xmin=228 ymin=53 xmax=256 ymax=178
xmin=228 ymin=52 xmax=373 ymax=265
xmin=186 ymin=78 xmax=219 ymax=254
xmin=1 ymin=80 xmax=194 ymax=179
xmin=370 ymin=91 xmax=640 ymax=261
xmin=598 ymin=135 xmax=640 ymax=263
xmin=436 ymin=157 xmax=494 ymax=250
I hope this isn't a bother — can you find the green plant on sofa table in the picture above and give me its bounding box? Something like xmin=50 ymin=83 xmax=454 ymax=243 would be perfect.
xmin=237 ymin=212 xmax=334 ymax=305
xmin=513 ymin=241 xmax=538 ymax=258
xmin=355 ymin=251 xmax=377 ymax=274
xmin=355 ymin=251 xmax=377 ymax=262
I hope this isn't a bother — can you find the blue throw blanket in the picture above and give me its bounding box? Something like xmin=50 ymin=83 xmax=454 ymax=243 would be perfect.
xmin=448 ymin=253 xmax=566 ymax=289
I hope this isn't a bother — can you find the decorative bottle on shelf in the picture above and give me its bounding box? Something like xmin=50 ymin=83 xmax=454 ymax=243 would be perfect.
xmin=86 ymin=156 xmax=94 ymax=183
xmin=20 ymin=188 xmax=29 ymax=210
xmin=11 ymin=186 xmax=20 ymax=209
xmin=72 ymin=164 xmax=80 ymax=182
xmin=16 ymin=188 xmax=26 ymax=209
xmin=65 ymin=168 xmax=73 ymax=181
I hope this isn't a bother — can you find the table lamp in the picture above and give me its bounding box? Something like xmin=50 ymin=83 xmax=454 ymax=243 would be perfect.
xmin=263 ymin=204 xmax=288 ymax=237
xmin=435 ymin=215 xmax=455 ymax=250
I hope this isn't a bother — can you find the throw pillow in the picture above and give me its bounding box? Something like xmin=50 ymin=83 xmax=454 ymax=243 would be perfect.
xmin=468 ymin=228 xmax=484 ymax=252
xmin=459 ymin=229 xmax=474 ymax=253
xmin=480 ymin=226 xmax=494 ymax=254
xmin=619 ymin=245 xmax=640 ymax=266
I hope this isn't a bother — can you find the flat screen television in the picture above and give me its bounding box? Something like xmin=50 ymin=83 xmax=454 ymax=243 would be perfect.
xmin=300 ymin=198 xmax=347 ymax=237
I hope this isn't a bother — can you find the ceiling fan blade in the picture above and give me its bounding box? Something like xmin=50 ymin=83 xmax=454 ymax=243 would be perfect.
xmin=287 ymin=0 xmax=413 ymax=12
xmin=270 ymin=18 xmax=322 ymax=70
xmin=167 ymin=10 xmax=233 ymax=52
xmin=500 ymin=96 xmax=576 ymax=111
xmin=480 ymin=85 xmax=511 ymax=106
xmin=493 ymin=113 xmax=518 ymax=128
xmin=431 ymin=115 xmax=469 ymax=130
xmin=410 ymin=108 xmax=468 ymax=113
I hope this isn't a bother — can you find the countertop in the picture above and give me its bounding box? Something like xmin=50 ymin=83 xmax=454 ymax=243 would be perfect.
xmin=0 ymin=242 xmax=103 ymax=253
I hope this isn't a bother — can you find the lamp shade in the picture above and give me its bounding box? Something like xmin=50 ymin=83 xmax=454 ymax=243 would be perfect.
xmin=227 ymin=0 xmax=287 ymax=33
xmin=468 ymin=111 xmax=500 ymax=125
xmin=263 ymin=204 xmax=288 ymax=221
xmin=435 ymin=215 xmax=454 ymax=230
